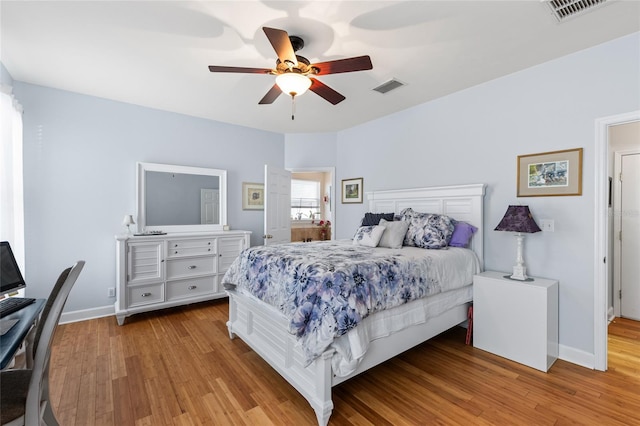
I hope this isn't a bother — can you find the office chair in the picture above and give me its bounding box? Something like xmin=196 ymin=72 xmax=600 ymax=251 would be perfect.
xmin=0 ymin=260 xmax=85 ymax=426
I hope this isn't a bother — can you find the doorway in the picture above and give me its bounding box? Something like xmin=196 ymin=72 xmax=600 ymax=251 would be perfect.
xmin=611 ymin=128 xmax=640 ymax=320
xmin=289 ymin=167 xmax=335 ymax=242
xmin=594 ymin=111 xmax=640 ymax=371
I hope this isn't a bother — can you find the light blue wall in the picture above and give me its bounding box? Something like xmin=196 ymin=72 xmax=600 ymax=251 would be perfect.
xmin=1 ymin=62 xmax=13 ymax=86
xmin=332 ymin=33 xmax=640 ymax=355
xmin=285 ymin=132 xmax=337 ymax=168
xmin=13 ymin=82 xmax=283 ymax=312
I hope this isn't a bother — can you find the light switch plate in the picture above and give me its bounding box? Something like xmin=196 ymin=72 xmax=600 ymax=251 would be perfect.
xmin=540 ymin=219 xmax=554 ymax=232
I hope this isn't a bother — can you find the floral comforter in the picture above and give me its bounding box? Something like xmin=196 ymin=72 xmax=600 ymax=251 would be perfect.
xmin=222 ymin=240 xmax=476 ymax=364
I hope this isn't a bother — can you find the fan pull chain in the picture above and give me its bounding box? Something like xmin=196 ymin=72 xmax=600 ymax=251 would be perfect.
xmin=291 ymin=95 xmax=296 ymax=120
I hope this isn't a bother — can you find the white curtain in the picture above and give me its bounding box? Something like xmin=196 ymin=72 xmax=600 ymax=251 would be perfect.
xmin=0 ymin=84 xmax=25 ymax=271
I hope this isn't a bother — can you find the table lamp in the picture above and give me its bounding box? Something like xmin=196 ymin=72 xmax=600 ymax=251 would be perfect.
xmin=122 ymin=214 xmax=135 ymax=235
xmin=494 ymin=205 xmax=541 ymax=281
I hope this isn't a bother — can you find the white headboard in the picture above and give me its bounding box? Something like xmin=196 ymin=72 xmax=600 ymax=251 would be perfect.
xmin=367 ymin=184 xmax=486 ymax=268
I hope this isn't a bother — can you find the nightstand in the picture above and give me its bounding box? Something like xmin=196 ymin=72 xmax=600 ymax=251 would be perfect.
xmin=473 ymin=271 xmax=559 ymax=372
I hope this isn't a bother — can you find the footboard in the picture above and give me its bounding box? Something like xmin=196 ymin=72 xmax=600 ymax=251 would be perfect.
xmin=227 ymin=287 xmax=470 ymax=425
xmin=226 ymin=288 xmax=334 ymax=426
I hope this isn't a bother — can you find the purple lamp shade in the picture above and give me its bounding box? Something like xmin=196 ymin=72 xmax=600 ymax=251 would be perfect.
xmin=494 ymin=205 xmax=541 ymax=233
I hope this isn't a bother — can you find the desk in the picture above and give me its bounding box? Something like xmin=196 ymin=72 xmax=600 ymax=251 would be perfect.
xmin=0 ymin=299 xmax=45 ymax=369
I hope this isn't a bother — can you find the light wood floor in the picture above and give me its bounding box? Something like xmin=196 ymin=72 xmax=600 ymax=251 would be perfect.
xmin=49 ymin=301 xmax=640 ymax=425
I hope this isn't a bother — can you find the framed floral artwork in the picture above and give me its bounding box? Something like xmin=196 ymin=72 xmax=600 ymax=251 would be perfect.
xmin=341 ymin=177 xmax=363 ymax=204
xmin=242 ymin=182 xmax=264 ymax=210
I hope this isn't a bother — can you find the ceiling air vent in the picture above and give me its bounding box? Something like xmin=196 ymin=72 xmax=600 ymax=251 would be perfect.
xmin=373 ymin=79 xmax=405 ymax=94
xmin=545 ymin=0 xmax=609 ymax=22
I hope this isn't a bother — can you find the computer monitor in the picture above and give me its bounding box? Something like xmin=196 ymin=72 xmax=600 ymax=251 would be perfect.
xmin=0 ymin=241 xmax=26 ymax=297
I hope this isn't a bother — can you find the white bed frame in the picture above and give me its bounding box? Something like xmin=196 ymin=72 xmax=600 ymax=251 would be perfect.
xmin=226 ymin=184 xmax=485 ymax=425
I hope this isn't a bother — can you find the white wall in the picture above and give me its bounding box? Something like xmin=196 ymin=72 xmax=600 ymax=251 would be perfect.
xmin=13 ymin=82 xmax=284 ymax=313
xmin=332 ymin=33 xmax=640 ymax=356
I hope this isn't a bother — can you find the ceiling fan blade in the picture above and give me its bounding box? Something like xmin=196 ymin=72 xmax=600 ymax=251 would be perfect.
xmin=263 ymin=27 xmax=297 ymax=66
xmin=258 ymin=84 xmax=282 ymax=105
xmin=309 ymin=79 xmax=346 ymax=105
xmin=311 ymin=55 xmax=373 ymax=75
xmin=208 ymin=65 xmax=272 ymax=74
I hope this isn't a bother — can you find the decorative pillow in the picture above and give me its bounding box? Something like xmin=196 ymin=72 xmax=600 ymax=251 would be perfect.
xmin=449 ymin=221 xmax=478 ymax=248
xmin=361 ymin=212 xmax=395 ymax=227
xmin=400 ymin=208 xmax=455 ymax=249
xmin=353 ymin=225 xmax=386 ymax=247
xmin=377 ymin=218 xmax=409 ymax=249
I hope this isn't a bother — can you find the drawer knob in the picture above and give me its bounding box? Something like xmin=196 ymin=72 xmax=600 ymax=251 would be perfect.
xmin=219 ymin=254 xmax=222 ymax=257
xmin=141 ymin=292 xmax=152 ymax=297
xmin=208 ymin=248 xmax=211 ymax=252
xmin=175 ymin=250 xmax=178 ymax=254
xmin=188 ymin=285 xmax=197 ymax=290
xmin=174 ymin=244 xmax=178 ymax=247
xmin=208 ymin=242 xmax=211 ymax=245
xmin=188 ymin=265 xmax=197 ymax=269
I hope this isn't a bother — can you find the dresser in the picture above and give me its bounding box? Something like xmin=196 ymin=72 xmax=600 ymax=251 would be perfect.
xmin=115 ymin=231 xmax=251 ymax=325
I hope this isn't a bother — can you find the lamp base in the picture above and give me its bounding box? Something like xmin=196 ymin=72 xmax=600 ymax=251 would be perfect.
xmin=510 ymin=265 xmax=529 ymax=281
xmin=504 ymin=275 xmax=535 ymax=282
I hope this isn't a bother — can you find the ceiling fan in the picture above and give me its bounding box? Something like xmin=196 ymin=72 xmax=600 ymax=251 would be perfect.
xmin=208 ymin=27 xmax=373 ymax=115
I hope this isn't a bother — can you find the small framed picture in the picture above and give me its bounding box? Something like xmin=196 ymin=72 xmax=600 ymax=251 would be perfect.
xmin=517 ymin=148 xmax=583 ymax=197
xmin=242 ymin=182 xmax=264 ymax=210
xmin=341 ymin=177 xmax=363 ymax=204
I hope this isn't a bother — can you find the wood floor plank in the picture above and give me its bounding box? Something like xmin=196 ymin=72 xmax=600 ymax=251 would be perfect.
xmin=49 ymin=303 xmax=640 ymax=425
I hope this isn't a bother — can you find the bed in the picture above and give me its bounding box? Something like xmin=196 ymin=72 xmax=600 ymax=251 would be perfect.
xmin=223 ymin=184 xmax=485 ymax=425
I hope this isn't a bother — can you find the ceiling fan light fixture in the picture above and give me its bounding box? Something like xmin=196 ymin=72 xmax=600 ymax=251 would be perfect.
xmin=276 ymin=73 xmax=311 ymax=97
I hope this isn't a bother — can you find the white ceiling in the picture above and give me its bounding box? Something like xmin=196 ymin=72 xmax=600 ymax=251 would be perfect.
xmin=2 ymin=1 xmax=639 ymax=134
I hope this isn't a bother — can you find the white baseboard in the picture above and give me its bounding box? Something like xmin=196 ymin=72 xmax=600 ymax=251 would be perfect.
xmin=558 ymin=344 xmax=595 ymax=369
xmin=607 ymin=306 xmax=615 ymax=322
xmin=60 ymin=304 xmax=115 ymax=324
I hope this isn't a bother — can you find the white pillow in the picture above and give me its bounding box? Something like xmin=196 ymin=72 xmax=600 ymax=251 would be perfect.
xmin=353 ymin=225 xmax=385 ymax=247
xmin=377 ymin=218 xmax=410 ymax=249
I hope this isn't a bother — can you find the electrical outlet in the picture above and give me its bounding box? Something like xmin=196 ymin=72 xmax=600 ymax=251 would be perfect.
xmin=108 ymin=287 xmax=115 ymax=297
xmin=540 ymin=219 xmax=554 ymax=232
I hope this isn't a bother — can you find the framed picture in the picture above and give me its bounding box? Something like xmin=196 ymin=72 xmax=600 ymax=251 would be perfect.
xmin=517 ymin=148 xmax=583 ymax=197
xmin=242 ymin=182 xmax=264 ymax=210
xmin=341 ymin=177 xmax=363 ymax=204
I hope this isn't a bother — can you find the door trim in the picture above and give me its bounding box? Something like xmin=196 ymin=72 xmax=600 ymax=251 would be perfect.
xmin=594 ymin=110 xmax=640 ymax=371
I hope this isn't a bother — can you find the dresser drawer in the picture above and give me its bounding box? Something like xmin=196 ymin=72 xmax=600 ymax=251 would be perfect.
xmin=128 ymin=283 xmax=164 ymax=307
xmin=166 ymin=256 xmax=216 ymax=280
xmin=167 ymin=275 xmax=215 ymax=301
xmin=167 ymin=238 xmax=216 ymax=258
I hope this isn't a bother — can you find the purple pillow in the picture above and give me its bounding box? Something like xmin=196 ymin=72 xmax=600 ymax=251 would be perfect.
xmin=449 ymin=221 xmax=478 ymax=248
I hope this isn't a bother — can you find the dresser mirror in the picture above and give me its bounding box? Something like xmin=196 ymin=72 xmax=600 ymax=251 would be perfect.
xmin=137 ymin=162 xmax=227 ymax=233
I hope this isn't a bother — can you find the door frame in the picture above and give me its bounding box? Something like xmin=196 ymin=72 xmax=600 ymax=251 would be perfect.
xmin=594 ymin=110 xmax=640 ymax=371
xmin=612 ymin=149 xmax=640 ymax=318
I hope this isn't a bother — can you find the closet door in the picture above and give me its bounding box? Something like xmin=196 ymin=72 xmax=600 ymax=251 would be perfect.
xmin=620 ymin=153 xmax=640 ymax=320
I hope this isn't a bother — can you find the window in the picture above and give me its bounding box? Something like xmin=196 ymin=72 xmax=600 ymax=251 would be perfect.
xmin=291 ymin=179 xmax=320 ymax=220
xmin=0 ymin=85 xmax=25 ymax=276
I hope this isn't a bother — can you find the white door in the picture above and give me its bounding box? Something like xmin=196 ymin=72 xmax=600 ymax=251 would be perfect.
xmin=201 ymin=189 xmax=219 ymax=224
xmin=620 ymin=153 xmax=640 ymax=320
xmin=264 ymin=165 xmax=291 ymax=245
